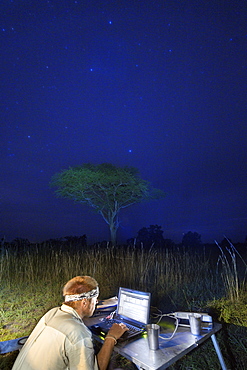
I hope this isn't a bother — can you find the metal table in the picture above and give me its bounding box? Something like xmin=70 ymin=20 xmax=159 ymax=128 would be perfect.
xmin=86 ymin=316 xmax=227 ymax=370
xmin=115 ymin=323 xmax=226 ymax=369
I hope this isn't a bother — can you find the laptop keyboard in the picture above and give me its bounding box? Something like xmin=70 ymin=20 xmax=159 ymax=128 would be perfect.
xmin=100 ymin=319 xmax=143 ymax=339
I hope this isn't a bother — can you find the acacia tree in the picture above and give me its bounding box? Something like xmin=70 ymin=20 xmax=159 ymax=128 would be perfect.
xmin=50 ymin=163 xmax=166 ymax=245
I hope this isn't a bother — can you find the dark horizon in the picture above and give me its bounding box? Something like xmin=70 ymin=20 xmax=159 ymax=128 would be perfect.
xmin=1 ymin=225 xmax=246 ymax=247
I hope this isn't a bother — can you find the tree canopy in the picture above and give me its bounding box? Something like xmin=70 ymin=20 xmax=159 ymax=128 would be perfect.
xmin=50 ymin=163 xmax=166 ymax=245
xmin=182 ymin=231 xmax=202 ymax=248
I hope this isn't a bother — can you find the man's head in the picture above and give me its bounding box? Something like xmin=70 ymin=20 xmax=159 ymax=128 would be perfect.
xmin=63 ymin=276 xmax=99 ymax=318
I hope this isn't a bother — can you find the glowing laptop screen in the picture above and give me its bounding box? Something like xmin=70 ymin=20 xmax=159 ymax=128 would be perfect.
xmin=117 ymin=287 xmax=151 ymax=325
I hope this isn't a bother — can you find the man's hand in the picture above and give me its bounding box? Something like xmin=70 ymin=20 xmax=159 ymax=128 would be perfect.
xmin=97 ymin=322 xmax=128 ymax=370
xmin=108 ymin=322 xmax=128 ymax=340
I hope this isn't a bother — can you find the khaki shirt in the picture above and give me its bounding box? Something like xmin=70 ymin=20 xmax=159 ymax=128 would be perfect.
xmin=12 ymin=304 xmax=98 ymax=370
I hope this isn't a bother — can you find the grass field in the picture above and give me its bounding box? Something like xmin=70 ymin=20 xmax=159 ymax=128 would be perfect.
xmin=0 ymin=241 xmax=246 ymax=369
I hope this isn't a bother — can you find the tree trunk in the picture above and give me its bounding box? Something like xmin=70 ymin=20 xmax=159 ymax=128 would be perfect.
xmin=109 ymin=222 xmax=118 ymax=246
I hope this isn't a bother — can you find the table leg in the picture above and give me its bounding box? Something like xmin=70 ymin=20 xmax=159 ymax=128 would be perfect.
xmin=211 ymin=334 xmax=227 ymax=370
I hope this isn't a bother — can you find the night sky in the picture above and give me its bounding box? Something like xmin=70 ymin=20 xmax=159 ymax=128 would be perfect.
xmin=1 ymin=0 xmax=247 ymax=245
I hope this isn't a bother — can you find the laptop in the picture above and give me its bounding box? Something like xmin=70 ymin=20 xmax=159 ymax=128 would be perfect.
xmin=90 ymin=287 xmax=151 ymax=341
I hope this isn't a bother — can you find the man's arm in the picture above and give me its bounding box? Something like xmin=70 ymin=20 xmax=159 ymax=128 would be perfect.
xmin=96 ymin=323 xmax=128 ymax=370
xmin=96 ymin=336 xmax=115 ymax=370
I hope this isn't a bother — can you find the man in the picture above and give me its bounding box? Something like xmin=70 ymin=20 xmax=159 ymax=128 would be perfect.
xmin=12 ymin=276 xmax=128 ymax=370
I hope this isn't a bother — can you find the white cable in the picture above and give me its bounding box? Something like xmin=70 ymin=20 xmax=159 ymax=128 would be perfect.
xmin=153 ymin=312 xmax=179 ymax=341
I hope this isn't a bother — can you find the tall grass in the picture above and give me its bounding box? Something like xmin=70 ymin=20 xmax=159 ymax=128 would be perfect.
xmin=0 ymin=243 xmax=219 ymax=309
xmin=215 ymin=238 xmax=247 ymax=301
xmin=1 ymin=240 xmax=245 ymax=317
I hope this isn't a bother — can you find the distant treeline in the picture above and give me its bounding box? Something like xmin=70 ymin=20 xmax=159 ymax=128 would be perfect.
xmin=1 ymin=225 xmax=246 ymax=256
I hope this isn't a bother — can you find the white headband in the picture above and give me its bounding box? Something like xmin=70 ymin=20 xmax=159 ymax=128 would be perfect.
xmin=64 ymin=287 xmax=99 ymax=302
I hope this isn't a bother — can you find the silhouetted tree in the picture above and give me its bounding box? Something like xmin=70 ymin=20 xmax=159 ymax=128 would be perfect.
xmin=64 ymin=235 xmax=87 ymax=245
xmin=135 ymin=224 xmax=165 ymax=248
xmin=182 ymin=231 xmax=202 ymax=248
xmin=127 ymin=225 xmax=175 ymax=249
xmin=51 ymin=163 xmax=166 ymax=245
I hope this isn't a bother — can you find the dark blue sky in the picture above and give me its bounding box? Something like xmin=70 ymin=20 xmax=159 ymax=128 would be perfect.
xmin=1 ymin=0 xmax=247 ymax=244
